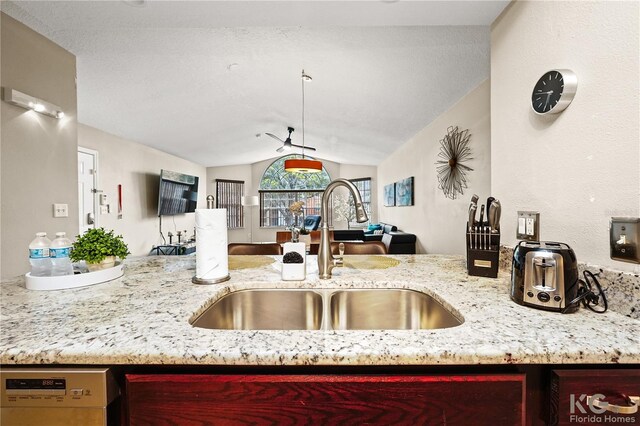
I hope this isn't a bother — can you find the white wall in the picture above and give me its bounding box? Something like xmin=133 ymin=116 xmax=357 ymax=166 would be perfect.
xmin=377 ymin=79 xmax=491 ymax=254
xmin=78 ymin=124 xmax=207 ymax=256
xmin=1 ymin=13 xmax=78 ymax=279
xmin=491 ymin=1 xmax=639 ymax=271
xmin=207 ymin=158 xmax=376 ymax=243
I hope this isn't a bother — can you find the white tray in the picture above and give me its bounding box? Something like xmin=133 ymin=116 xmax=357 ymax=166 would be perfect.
xmin=25 ymin=262 xmax=124 ymax=291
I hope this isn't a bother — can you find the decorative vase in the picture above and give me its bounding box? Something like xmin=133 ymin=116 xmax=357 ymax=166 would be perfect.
xmin=87 ymin=256 xmax=116 ymax=272
xmin=291 ymin=227 xmax=300 ymax=243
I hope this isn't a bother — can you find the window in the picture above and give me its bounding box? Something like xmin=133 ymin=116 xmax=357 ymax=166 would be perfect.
xmin=333 ymin=178 xmax=372 ymax=229
xmin=215 ymin=179 xmax=244 ymax=228
xmin=259 ymin=155 xmax=331 ymax=228
xmin=349 ymin=178 xmax=372 ymax=228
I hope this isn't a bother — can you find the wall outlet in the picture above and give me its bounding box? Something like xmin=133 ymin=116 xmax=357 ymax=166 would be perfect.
xmin=517 ymin=211 xmax=540 ymax=241
xmin=610 ymin=217 xmax=640 ymax=264
xmin=100 ymin=205 xmax=110 ymax=215
xmin=53 ymin=203 xmax=68 ymax=218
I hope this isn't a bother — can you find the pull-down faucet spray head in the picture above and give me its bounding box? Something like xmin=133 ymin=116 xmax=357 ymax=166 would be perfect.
xmin=355 ymin=201 xmax=368 ymax=223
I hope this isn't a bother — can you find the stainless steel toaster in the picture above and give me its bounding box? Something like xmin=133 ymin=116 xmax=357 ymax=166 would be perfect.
xmin=510 ymin=241 xmax=580 ymax=313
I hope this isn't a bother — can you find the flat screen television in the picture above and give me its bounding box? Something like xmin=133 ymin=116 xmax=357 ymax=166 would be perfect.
xmin=157 ymin=169 xmax=199 ymax=216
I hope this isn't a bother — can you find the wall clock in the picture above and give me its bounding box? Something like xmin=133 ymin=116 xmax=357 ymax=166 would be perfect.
xmin=531 ymin=69 xmax=577 ymax=115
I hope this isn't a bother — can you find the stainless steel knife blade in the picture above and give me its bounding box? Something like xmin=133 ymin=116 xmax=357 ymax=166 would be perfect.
xmin=478 ymin=204 xmax=485 ymax=250
xmin=491 ymin=199 xmax=501 ymax=234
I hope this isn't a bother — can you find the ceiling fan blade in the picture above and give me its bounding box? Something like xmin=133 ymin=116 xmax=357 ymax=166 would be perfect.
xmin=265 ymin=133 xmax=285 ymax=144
xmin=276 ymin=146 xmax=285 ymax=153
xmin=291 ymin=143 xmax=316 ymax=152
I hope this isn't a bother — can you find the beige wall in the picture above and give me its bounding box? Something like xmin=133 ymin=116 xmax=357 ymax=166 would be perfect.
xmin=1 ymin=13 xmax=78 ymax=279
xmin=377 ymin=79 xmax=491 ymax=254
xmin=78 ymin=124 xmax=207 ymax=256
xmin=207 ymin=158 xmax=376 ymax=243
xmin=491 ymin=1 xmax=639 ymax=271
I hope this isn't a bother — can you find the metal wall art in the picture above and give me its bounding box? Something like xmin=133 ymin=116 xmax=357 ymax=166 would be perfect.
xmin=436 ymin=126 xmax=473 ymax=200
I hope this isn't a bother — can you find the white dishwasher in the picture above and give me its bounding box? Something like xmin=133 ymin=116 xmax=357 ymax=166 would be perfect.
xmin=1 ymin=368 xmax=119 ymax=426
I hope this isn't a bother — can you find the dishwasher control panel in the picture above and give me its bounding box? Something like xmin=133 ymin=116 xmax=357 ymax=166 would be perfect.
xmin=1 ymin=368 xmax=118 ymax=408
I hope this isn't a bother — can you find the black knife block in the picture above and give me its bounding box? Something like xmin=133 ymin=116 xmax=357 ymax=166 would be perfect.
xmin=466 ymin=223 xmax=500 ymax=278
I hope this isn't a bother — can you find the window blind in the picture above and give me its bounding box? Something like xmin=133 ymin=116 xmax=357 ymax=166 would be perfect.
xmin=215 ymin=179 xmax=244 ymax=229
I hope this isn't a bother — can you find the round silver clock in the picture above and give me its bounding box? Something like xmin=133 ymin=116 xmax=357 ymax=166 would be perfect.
xmin=531 ymin=69 xmax=577 ymax=115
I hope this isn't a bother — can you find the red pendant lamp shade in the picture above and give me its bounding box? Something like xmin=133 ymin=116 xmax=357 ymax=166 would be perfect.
xmin=284 ymin=158 xmax=322 ymax=173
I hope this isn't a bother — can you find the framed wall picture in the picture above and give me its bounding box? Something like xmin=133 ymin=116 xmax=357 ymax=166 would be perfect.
xmin=383 ymin=183 xmax=395 ymax=207
xmin=395 ymin=177 xmax=414 ymax=206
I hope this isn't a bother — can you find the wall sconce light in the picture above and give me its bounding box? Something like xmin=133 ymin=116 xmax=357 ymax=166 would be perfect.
xmin=2 ymin=87 xmax=65 ymax=119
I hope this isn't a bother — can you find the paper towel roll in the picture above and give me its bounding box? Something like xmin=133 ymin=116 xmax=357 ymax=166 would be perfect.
xmin=195 ymin=209 xmax=229 ymax=280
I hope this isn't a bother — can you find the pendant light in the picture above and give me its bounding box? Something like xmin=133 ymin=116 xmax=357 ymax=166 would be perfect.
xmin=284 ymin=69 xmax=322 ymax=173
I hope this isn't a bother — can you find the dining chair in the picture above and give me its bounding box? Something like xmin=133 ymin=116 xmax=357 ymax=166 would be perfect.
xmin=228 ymin=243 xmax=282 ymax=255
xmin=330 ymin=241 xmax=387 ymax=255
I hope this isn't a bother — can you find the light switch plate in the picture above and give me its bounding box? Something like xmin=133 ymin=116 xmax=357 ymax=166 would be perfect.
xmin=610 ymin=217 xmax=640 ymax=264
xmin=517 ymin=211 xmax=540 ymax=241
xmin=53 ymin=203 xmax=68 ymax=218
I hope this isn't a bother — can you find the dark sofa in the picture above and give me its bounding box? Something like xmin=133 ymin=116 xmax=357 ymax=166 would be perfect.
xmin=363 ymin=222 xmax=417 ymax=254
xmin=332 ymin=229 xmax=365 ymax=242
xmin=331 ymin=223 xmax=417 ymax=254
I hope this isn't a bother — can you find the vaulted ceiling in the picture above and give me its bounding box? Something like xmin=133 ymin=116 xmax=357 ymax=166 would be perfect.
xmin=2 ymin=1 xmax=508 ymax=167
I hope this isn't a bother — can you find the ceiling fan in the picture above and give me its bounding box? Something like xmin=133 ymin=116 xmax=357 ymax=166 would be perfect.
xmin=265 ymin=127 xmax=317 ymax=153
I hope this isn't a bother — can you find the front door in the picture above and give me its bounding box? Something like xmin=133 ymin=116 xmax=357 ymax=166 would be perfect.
xmin=78 ymin=147 xmax=99 ymax=234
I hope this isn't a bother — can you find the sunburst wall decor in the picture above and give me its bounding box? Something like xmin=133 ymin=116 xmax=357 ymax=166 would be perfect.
xmin=435 ymin=126 xmax=473 ymax=200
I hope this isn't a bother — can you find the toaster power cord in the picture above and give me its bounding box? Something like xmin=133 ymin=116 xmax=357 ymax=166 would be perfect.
xmin=562 ymin=270 xmax=608 ymax=314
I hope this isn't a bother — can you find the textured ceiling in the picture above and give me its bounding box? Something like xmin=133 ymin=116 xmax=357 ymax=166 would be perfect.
xmin=2 ymin=1 xmax=508 ymax=167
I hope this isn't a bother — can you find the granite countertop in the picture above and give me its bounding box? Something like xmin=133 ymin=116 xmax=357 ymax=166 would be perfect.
xmin=1 ymin=255 xmax=638 ymax=366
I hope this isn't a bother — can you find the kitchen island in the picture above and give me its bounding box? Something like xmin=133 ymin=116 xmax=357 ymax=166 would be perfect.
xmin=1 ymin=254 xmax=638 ymax=366
xmin=2 ymin=255 xmax=639 ymax=425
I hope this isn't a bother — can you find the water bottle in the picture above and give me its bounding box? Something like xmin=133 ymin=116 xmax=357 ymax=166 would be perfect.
xmin=50 ymin=232 xmax=74 ymax=276
xmin=29 ymin=232 xmax=52 ymax=277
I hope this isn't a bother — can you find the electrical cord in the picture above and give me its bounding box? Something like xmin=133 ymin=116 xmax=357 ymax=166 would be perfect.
xmin=562 ymin=270 xmax=608 ymax=314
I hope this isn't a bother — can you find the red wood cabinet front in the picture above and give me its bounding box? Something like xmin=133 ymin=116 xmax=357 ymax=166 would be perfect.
xmin=550 ymin=369 xmax=640 ymax=426
xmin=126 ymin=373 xmax=525 ymax=426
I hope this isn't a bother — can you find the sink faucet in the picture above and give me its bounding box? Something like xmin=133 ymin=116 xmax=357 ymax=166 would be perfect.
xmin=318 ymin=178 xmax=369 ymax=279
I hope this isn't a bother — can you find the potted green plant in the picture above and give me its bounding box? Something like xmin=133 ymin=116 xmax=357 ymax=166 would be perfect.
xmin=70 ymin=227 xmax=130 ymax=271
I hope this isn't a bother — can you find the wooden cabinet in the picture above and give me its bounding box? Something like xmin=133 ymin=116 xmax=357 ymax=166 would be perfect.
xmin=126 ymin=374 xmax=525 ymax=425
xmin=550 ymin=369 xmax=639 ymax=426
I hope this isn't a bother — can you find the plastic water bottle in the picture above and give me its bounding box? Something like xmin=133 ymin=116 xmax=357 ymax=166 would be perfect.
xmin=50 ymin=232 xmax=74 ymax=276
xmin=29 ymin=232 xmax=52 ymax=277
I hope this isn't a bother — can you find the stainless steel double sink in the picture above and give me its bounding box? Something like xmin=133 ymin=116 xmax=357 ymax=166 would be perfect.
xmin=191 ymin=289 xmax=463 ymax=331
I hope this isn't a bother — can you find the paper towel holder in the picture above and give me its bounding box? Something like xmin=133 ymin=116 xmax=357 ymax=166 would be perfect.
xmin=192 ymin=274 xmax=230 ymax=285
xmin=192 ymin=205 xmax=229 ymax=284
